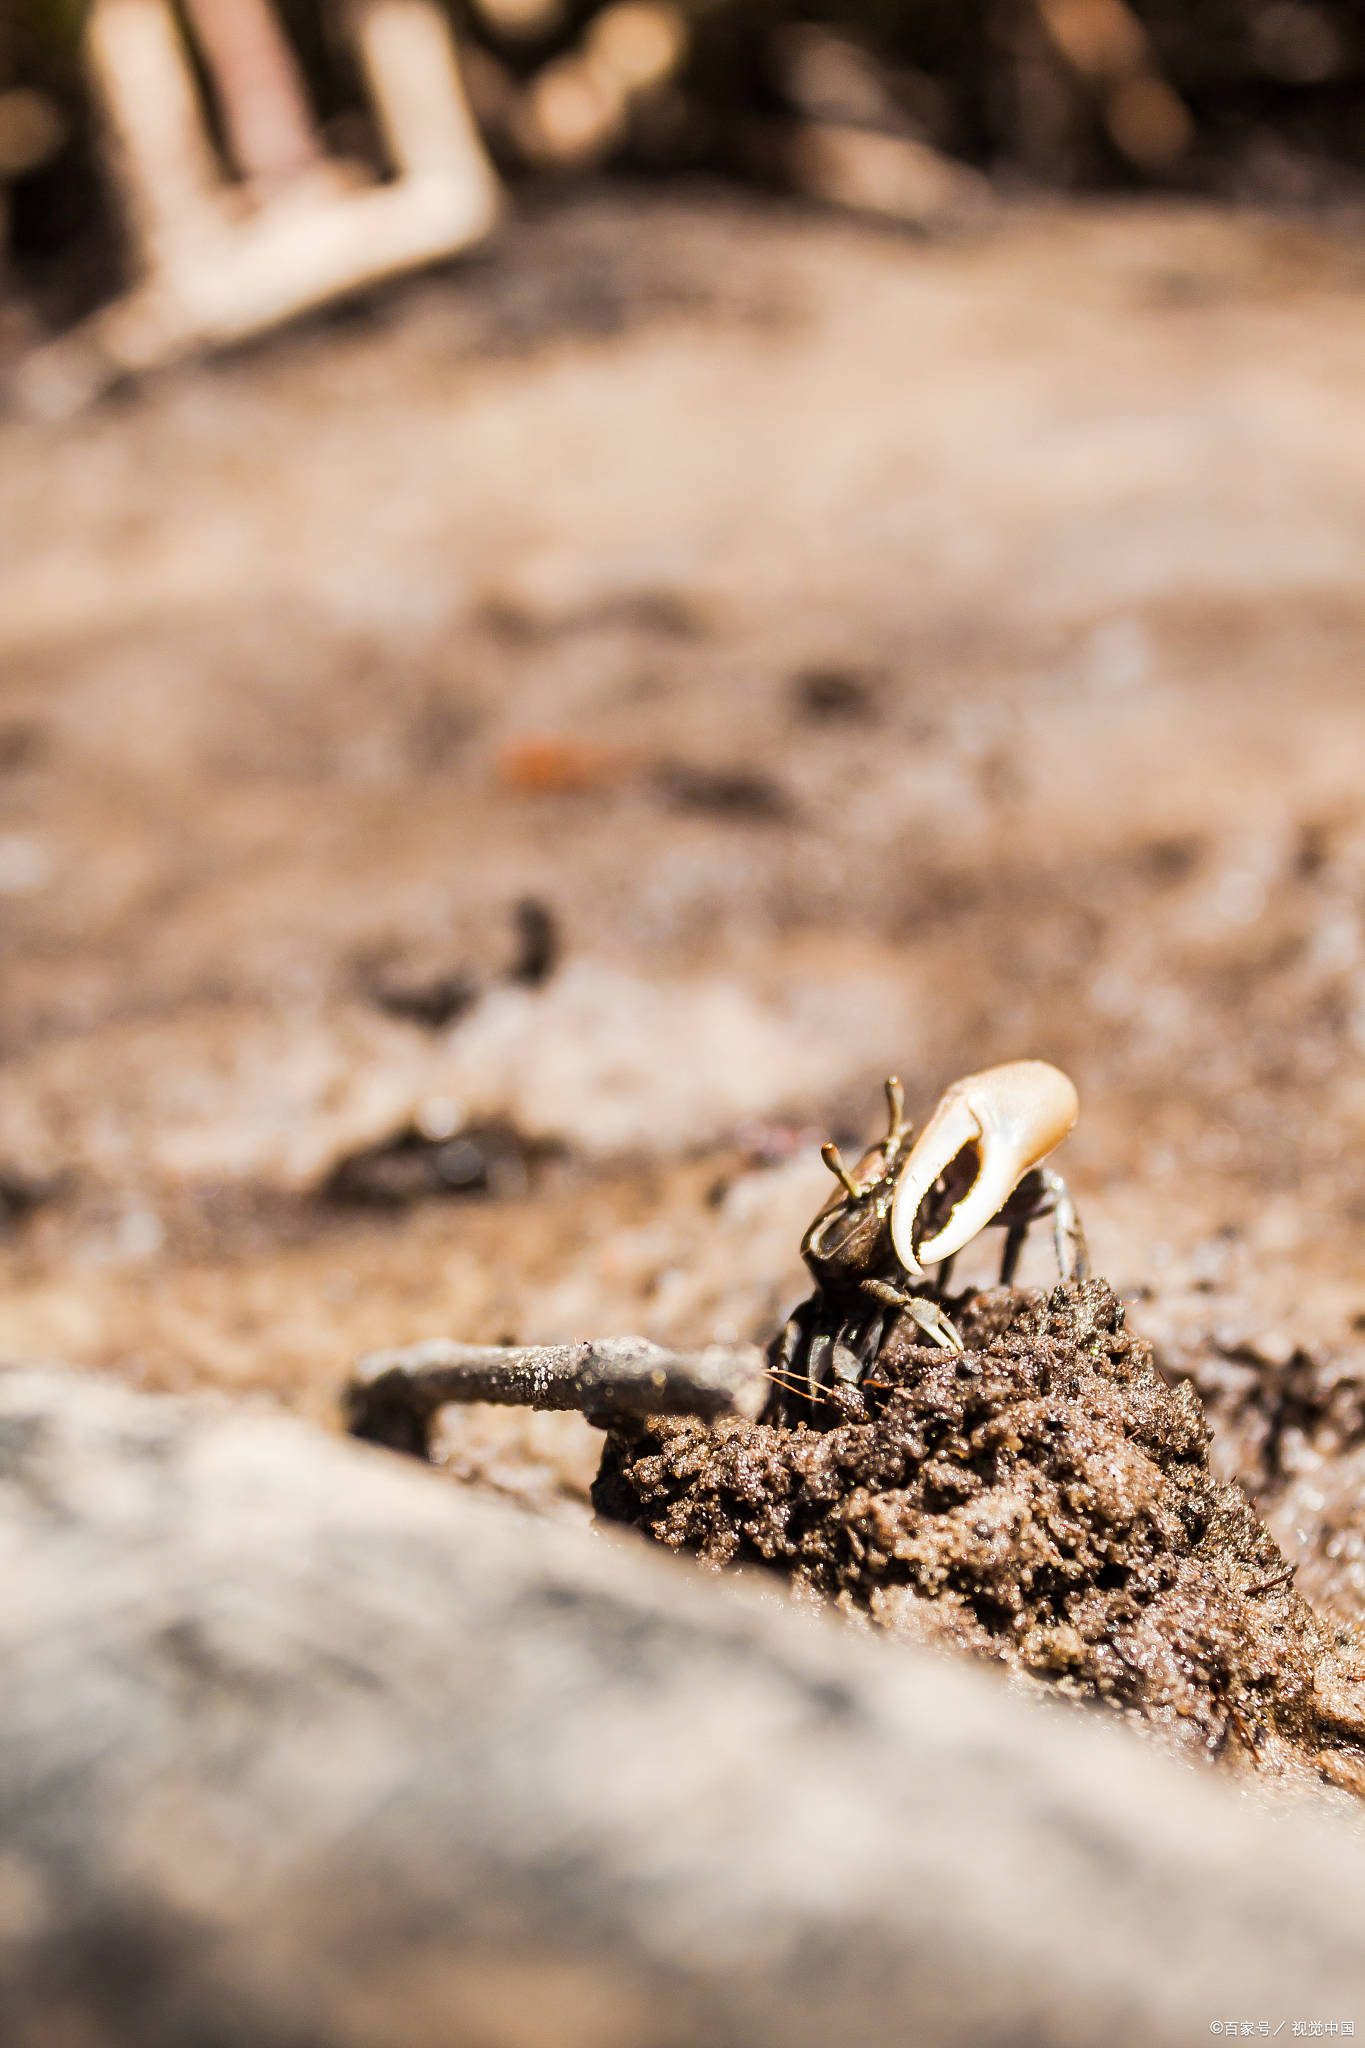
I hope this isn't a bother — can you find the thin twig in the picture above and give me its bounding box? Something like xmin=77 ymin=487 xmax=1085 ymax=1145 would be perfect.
xmin=344 ymin=1335 xmax=770 ymax=1458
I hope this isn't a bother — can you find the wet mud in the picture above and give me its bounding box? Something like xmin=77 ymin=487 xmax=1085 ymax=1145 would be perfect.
xmin=596 ymin=1278 xmax=1365 ymax=1791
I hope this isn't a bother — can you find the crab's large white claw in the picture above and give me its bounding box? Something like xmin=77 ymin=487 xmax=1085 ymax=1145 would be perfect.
xmin=890 ymin=1061 xmax=1079 ymax=1277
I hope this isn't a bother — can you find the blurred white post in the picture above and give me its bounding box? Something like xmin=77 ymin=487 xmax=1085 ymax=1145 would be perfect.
xmin=180 ymin=0 xmax=324 ymax=189
xmin=13 ymin=0 xmax=501 ymax=418
xmin=88 ymin=0 xmax=228 ymax=269
xmin=358 ymin=0 xmax=497 ymax=182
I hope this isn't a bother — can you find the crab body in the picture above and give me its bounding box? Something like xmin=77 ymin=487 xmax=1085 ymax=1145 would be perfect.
xmin=764 ymin=1064 xmax=1088 ymax=1427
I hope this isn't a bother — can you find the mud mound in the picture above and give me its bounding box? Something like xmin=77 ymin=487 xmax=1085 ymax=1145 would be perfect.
xmin=595 ymin=1280 xmax=1365 ymax=1783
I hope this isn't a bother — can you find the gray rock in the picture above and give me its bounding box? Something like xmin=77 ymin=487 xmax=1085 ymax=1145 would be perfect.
xmin=0 ymin=1362 xmax=1362 ymax=2047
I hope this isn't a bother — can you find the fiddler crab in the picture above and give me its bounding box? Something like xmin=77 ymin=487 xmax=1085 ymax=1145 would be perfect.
xmin=767 ymin=1058 xmax=1086 ymax=1424
xmin=345 ymin=1058 xmax=1089 ymax=1449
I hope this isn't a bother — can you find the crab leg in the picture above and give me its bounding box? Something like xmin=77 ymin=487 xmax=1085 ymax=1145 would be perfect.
xmin=1043 ymin=1166 xmax=1090 ymax=1282
xmin=999 ymin=1221 xmax=1029 ymax=1289
xmin=861 ymin=1278 xmax=964 ymax=1352
xmin=890 ymin=1060 xmax=1079 ymax=1278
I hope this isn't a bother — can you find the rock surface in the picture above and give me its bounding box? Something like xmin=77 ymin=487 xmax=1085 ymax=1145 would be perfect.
xmin=4 ymin=1361 xmax=1365 ymax=2044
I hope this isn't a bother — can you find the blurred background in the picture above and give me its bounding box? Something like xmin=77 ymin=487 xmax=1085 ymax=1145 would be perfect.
xmin=10 ymin=0 xmax=1365 ymax=338
xmin=1 ymin=0 xmax=1365 ymax=1603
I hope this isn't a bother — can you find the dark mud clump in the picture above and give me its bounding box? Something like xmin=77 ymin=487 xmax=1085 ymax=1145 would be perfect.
xmin=595 ymin=1279 xmax=1365 ymax=1786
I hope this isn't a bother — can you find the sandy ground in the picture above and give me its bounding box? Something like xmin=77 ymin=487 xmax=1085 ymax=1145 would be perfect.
xmin=2 ymin=182 xmax=1365 ymax=1581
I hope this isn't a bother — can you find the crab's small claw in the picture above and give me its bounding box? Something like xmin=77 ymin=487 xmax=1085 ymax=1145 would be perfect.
xmin=890 ymin=1061 xmax=1079 ymax=1277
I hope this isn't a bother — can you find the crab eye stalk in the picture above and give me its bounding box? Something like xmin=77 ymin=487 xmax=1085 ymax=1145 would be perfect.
xmin=889 ymin=1061 xmax=1079 ymax=1278
xmin=884 ymin=1075 xmax=907 ymax=1145
xmin=821 ymin=1141 xmax=861 ymax=1200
